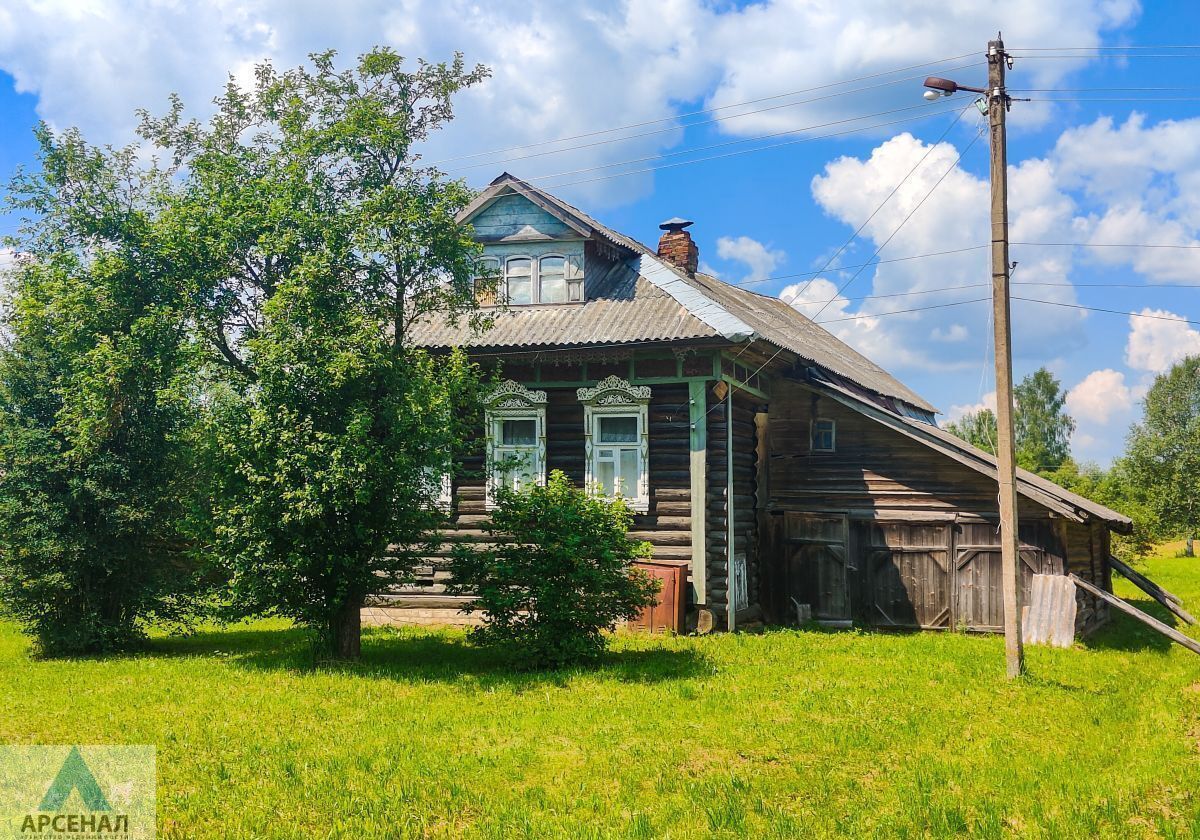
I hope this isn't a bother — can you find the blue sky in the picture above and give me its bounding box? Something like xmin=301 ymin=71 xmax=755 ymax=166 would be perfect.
xmin=2 ymin=1 xmax=1198 ymax=465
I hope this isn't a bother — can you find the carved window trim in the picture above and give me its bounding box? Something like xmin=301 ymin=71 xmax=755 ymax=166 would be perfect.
xmin=484 ymin=380 xmax=548 ymax=509
xmin=577 ymin=376 xmax=651 ymax=512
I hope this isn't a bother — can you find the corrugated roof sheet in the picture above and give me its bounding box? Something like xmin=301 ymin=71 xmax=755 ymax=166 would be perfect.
xmin=407 ymin=261 xmax=720 ymax=349
xmin=421 ymin=173 xmax=935 ymax=413
xmin=685 ymin=272 xmax=935 ymax=412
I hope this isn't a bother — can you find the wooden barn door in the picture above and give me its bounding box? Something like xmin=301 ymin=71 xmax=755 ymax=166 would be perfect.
xmin=784 ymin=513 xmax=851 ymax=624
xmin=955 ymin=528 xmax=1062 ymax=631
xmin=863 ymin=523 xmax=953 ymax=629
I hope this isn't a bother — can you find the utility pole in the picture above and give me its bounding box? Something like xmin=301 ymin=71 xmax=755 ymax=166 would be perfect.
xmin=987 ymin=34 xmax=1025 ymax=679
xmin=924 ymin=34 xmax=1024 ymax=678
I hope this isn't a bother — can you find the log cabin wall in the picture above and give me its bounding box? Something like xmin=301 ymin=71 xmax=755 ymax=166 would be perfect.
xmin=366 ymin=372 xmax=700 ymax=626
xmin=763 ymin=377 xmax=1110 ymax=633
xmin=704 ymin=387 xmax=762 ymax=628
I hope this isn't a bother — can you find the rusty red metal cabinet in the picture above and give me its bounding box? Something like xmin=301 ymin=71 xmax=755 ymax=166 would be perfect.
xmin=629 ymin=559 xmax=690 ymax=633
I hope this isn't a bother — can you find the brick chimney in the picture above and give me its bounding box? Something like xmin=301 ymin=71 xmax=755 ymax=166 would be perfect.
xmin=657 ymin=218 xmax=698 ymax=277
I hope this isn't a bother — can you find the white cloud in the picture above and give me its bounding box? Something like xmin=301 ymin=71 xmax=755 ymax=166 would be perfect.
xmin=715 ymin=235 xmax=784 ymax=283
xmin=0 ymin=0 xmax=1141 ymax=207
xmin=0 ymin=0 xmax=716 ymax=205
xmin=1125 ymin=308 xmax=1200 ymax=372
xmin=797 ymin=132 xmax=1086 ymax=371
xmin=1066 ymin=368 xmax=1133 ymax=425
xmin=931 ymin=324 xmax=968 ymax=343
xmin=1051 ymin=114 xmax=1200 ymax=282
xmin=700 ymin=0 xmax=1138 ymax=136
xmin=945 ymin=391 xmax=996 ymax=424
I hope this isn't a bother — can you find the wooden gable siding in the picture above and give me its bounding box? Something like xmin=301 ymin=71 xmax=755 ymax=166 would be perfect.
xmin=470 ymin=193 xmax=577 ymax=241
xmin=762 ymin=377 xmax=1110 ymax=633
xmin=379 ymin=382 xmax=696 ymax=608
xmin=769 ymin=380 xmax=1055 ymax=520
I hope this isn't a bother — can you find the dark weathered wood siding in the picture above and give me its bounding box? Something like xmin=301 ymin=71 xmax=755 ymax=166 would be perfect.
xmin=702 ymin=387 xmax=763 ymax=627
xmin=763 ymin=377 xmax=1109 ymax=632
xmin=376 ymin=381 xmax=697 ymax=612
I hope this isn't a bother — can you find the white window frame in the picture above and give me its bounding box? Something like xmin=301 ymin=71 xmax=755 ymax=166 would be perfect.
xmin=811 ymin=417 xmax=836 ymax=453
xmin=577 ymin=376 xmax=651 ymax=512
xmin=497 ymin=253 xmax=579 ymax=305
xmin=503 ymin=256 xmax=534 ymax=305
xmin=484 ymin=380 xmax=548 ymax=509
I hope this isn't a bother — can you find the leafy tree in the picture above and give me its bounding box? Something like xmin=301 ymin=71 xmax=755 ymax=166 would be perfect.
xmin=1046 ymin=458 xmax=1159 ymax=563
xmin=0 ymin=129 xmax=199 ymax=654
xmin=1126 ymin=356 xmax=1200 ymax=547
xmin=144 ymin=49 xmax=493 ymax=659
xmin=945 ymin=368 xmax=1075 ymax=475
xmin=1014 ymin=367 xmax=1075 ymax=473
xmin=944 ymin=408 xmax=997 ymax=454
xmin=448 ymin=471 xmax=660 ymax=668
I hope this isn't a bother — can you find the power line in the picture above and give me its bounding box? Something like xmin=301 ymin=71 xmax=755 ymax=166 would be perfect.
xmin=426 ymin=52 xmax=983 ymax=168
xmin=780 ymin=102 xmax=974 ymax=306
xmin=804 ymin=127 xmax=986 ymax=322
xmin=1012 ymin=53 xmax=1200 ymax=60
xmin=814 ymin=296 xmax=989 ymax=323
xmin=1015 ymin=280 xmax=1200 ymax=289
xmin=445 ymin=66 xmax=985 ymax=175
xmin=1028 ymin=96 xmax=1200 ymax=102
xmin=1014 ymin=241 xmax=1200 ymax=249
xmin=1011 ymin=86 xmax=1200 ymax=91
xmin=526 ymin=101 xmax=962 ymax=184
xmin=1011 ymin=296 xmax=1200 ymax=327
xmin=729 ymin=245 xmax=990 ymax=288
xmin=530 ymin=105 xmax=965 ymax=190
xmin=1009 ymin=45 xmax=1200 ymax=51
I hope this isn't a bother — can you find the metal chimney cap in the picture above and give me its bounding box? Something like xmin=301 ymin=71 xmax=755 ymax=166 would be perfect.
xmin=659 ymin=217 xmax=694 ymax=231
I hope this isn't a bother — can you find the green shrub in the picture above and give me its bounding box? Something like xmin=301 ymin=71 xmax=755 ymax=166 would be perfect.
xmin=449 ymin=470 xmax=659 ymax=668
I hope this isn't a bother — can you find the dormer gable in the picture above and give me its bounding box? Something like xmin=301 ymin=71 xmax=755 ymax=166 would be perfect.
xmin=459 ymin=174 xmax=638 ymax=306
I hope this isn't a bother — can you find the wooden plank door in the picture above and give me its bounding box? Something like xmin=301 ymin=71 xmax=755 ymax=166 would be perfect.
xmin=784 ymin=513 xmax=851 ymax=624
xmin=864 ymin=523 xmax=953 ymax=629
xmin=955 ymin=544 xmax=1053 ymax=631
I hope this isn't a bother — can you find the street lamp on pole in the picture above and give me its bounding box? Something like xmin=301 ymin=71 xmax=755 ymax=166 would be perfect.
xmin=923 ymin=37 xmax=1026 ymax=680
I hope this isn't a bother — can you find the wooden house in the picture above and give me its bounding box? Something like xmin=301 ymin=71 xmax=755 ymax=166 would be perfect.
xmin=362 ymin=173 xmax=1132 ymax=634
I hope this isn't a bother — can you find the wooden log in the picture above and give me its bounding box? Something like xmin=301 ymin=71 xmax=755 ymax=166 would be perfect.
xmin=1070 ymin=574 xmax=1200 ymax=656
xmin=1108 ymin=555 xmax=1195 ymax=623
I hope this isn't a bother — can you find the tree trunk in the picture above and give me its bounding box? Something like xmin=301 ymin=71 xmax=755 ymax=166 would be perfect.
xmin=1187 ymin=536 xmax=1195 ymax=558
xmin=329 ymin=593 xmax=364 ymax=660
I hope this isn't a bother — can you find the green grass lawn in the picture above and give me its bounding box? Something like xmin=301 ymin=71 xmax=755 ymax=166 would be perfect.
xmin=3 ymin=551 xmax=1200 ymax=838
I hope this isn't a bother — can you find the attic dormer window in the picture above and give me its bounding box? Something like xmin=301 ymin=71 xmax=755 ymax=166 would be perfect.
xmin=502 ymin=254 xmax=573 ymax=305
xmin=504 ymin=257 xmax=533 ymax=305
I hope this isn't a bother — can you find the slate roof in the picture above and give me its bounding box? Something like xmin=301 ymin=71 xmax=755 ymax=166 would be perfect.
xmin=411 ymin=174 xmax=937 ymax=414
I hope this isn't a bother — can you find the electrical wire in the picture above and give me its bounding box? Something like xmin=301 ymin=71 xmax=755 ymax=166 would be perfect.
xmin=525 ymin=102 xmax=962 ymax=184
xmin=727 ymin=245 xmax=990 ymax=288
xmin=779 ymin=102 xmax=974 ymax=306
xmin=1011 ymin=296 xmax=1200 ymax=326
xmin=814 ymin=296 xmax=989 ymax=323
xmin=1014 ymin=241 xmax=1200 ymax=249
xmin=445 ymin=65 xmax=985 ymax=174
xmin=530 ymin=105 xmax=965 ymax=190
xmin=803 ymin=127 xmax=986 ymax=323
xmin=426 ymin=52 xmax=984 ymax=168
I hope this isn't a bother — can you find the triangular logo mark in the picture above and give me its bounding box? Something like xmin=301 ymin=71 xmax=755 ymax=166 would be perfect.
xmin=38 ymin=746 xmax=111 ymax=811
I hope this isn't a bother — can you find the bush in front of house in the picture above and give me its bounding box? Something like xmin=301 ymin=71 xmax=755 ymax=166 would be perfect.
xmin=449 ymin=470 xmax=660 ymax=668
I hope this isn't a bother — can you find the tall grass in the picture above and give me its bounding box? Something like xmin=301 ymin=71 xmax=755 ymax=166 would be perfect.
xmin=1 ymin=551 xmax=1198 ymax=837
